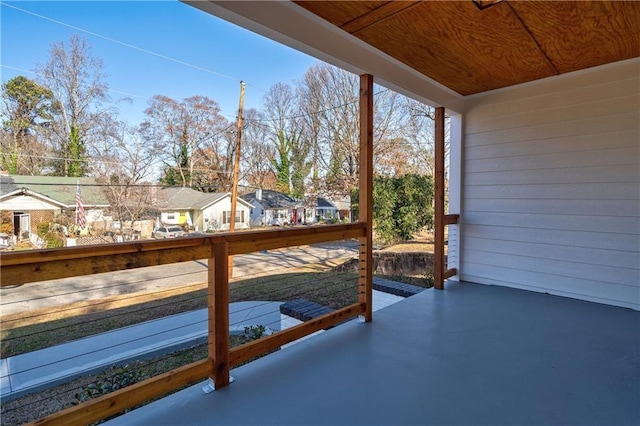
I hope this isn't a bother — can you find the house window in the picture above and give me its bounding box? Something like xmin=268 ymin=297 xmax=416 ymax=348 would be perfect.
xmin=167 ymin=213 xmax=175 ymax=220
xmin=223 ymin=211 xmax=245 ymax=224
xmin=179 ymin=212 xmax=186 ymax=217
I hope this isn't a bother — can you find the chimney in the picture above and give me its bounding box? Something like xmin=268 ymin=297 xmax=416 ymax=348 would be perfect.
xmin=256 ymin=188 xmax=262 ymax=201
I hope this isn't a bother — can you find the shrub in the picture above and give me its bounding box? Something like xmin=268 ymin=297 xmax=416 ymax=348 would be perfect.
xmin=36 ymin=221 xmax=65 ymax=248
xmin=0 ymin=211 xmax=12 ymax=234
xmin=423 ymin=269 xmax=434 ymax=288
xmin=354 ymin=174 xmax=434 ymax=245
xmin=75 ymin=363 xmax=144 ymax=404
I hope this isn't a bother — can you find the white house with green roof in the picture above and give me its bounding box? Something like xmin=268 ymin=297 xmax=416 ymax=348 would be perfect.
xmin=0 ymin=174 xmax=109 ymax=240
xmin=156 ymin=187 xmax=253 ymax=232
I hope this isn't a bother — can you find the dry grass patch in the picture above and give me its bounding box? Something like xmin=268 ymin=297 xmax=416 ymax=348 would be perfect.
xmin=0 ymin=266 xmax=361 ymax=358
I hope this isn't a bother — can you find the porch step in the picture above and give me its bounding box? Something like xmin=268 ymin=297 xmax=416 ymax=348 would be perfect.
xmin=372 ymin=277 xmax=425 ymax=298
xmin=279 ymin=299 xmax=334 ymax=322
xmin=279 ymin=280 xmax=424 ymax=323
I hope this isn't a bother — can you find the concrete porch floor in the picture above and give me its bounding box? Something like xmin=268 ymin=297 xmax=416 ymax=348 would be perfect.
xmin=107 ymin=281 xmax=639 ymax=426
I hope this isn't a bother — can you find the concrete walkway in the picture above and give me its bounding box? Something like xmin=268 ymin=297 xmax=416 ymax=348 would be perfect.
xmin=0 ymin=301 xmax=282 ymax=401
xmin=0 ymin=288 xmax=407 ymax=401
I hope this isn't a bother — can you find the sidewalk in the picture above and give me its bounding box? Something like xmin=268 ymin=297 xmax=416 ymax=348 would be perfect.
xmin=1 ymin=283 xmax=413 ymax=402
xmin=1 ymin=301 xmax=282 ymax=401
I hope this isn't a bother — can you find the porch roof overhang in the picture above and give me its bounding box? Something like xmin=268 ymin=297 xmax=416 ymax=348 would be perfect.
xmin=186 ymin=1 xmax=640 ymax=114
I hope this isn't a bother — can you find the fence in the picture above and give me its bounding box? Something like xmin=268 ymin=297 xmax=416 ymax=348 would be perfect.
xmin=0 ymin=223 xmax=369 ymax=425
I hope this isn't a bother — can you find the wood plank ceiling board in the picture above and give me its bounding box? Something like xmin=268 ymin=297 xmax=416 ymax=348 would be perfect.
xmin=340 ymin=1 xmax=424 ymax=34
xmin=294 ymin=1 xmax=383 ymax=27
xmin=293 ymin=1 xmax=640 ymax=96
xmin=508 ymin=1 xmax=640 ymax=74
xmin=353 ymin=1 xmax=556 ymax=95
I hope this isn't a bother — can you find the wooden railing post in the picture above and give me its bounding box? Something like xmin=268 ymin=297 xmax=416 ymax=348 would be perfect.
xmin=208 ymin=241 xmax=230 ymax=388
xmin=434 ymin=106 xmax=446 ymax=290
xmin=358 ymin=73 xmax=374 ymax=321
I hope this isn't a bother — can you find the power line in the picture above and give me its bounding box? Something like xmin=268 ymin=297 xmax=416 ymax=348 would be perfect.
xmin=0 ymin=2 xmax=255 ymax=87
xmin=245 ymin=88 xmax=391 ymax=125
xmin=0 ymin=64 xmax=241 ymax=121
xmin=0 ymin=151 xmax=238 ymax=173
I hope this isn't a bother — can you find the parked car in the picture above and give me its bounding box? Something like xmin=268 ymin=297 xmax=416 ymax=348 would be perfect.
xmin=270 ymin=217 xmax=287 ymax=226
xmin=153 ymin=226 xmax=185 ymax=239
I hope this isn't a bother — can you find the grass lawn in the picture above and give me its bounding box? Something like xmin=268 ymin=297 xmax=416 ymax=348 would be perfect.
xmin=1 ymin=268 xmax=429 ymax=358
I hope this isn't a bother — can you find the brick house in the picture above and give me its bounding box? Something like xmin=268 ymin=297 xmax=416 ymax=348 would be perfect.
xmin=0 ymin=174 xmax=109 ymax=241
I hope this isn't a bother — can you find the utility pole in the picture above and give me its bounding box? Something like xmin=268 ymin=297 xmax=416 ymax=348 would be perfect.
xmin=228 ymin=81 xmax=245 ymax=277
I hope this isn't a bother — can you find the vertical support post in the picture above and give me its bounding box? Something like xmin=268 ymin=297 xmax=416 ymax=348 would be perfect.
xmin=434 ymin=106 xmax=445 ymax=290
xmin=358 ymin=74 xmax=374 ymax=321
xmin=208 ymin=241 xmax=230 ymax=389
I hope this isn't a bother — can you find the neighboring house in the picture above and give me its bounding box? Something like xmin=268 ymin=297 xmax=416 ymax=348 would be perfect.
xmin=0 ymin=174 xmax=109 ymax=240
xmin=301 ymin=197 xmax=338 ymax=223
xmin=303 ymin=196 xmax=351 ymax=223
xmin=157 ymin=187 xmax=253 ymax=231
xmin=314 ymin=197 xmax=338 ymax=221
xmin=241 ymin=189 xmax=302 ymax=226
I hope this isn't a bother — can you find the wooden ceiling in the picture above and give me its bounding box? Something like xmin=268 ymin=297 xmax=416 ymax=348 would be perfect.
xmin=294 ymin=1 xmax=640 ymax=96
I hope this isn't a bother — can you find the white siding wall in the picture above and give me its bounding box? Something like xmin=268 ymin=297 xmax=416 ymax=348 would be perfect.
xmin=0 ymin=195 xmax=62 ymax=211
xmin=447 ymin=113 xmax=463 ymax=276
xmin=461 ymin=59 xmax=639 ymax=310
xmin=248 ymin=199 xmax=266 ymax=226
xmin=202 ymin=197 xmax=251 ymax=230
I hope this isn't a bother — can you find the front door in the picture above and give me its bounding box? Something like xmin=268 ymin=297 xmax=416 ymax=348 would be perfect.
xmin=13 ymin=212 xmax=31 ymax=240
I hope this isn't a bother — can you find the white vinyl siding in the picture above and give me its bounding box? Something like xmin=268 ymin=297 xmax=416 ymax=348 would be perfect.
xmin=0 ymin=194 xmax=63 ymax=211
xmin=201 ymin=196 xmax=251 ymax=231
xmin=460 ymin=59 xmax=640 ymax=310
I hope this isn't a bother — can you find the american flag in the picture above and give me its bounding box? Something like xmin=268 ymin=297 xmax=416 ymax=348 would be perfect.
xmin=76 ymin=183 xmax=86 ymax=229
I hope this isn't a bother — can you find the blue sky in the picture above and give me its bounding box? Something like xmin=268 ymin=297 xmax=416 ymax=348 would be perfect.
xmin=1 ymin=0 xmax=319 ymax=125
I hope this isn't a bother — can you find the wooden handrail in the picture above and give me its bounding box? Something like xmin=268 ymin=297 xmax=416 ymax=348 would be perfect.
xmin=230 ymin=302 xmax=365 ymax=367
xmin=444 ymin=214 xmax=459 ymax=225
xmin=443 ymin=268 xmax=457 ymax=279
xmin=30 ymin=359 xmax=211 ymax=426
xmin=0 ymin=223 xmax=366 ymax=287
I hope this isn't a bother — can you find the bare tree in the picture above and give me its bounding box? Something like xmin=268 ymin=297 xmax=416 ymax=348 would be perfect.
xmin=404 ymin=98 xmax=437 ymax=176
xmin=37 ymin=34 xmax=110 ymax=177
xmin=297 ymin=63 xmax=415 ymax=196
xmin=297 ymin=68 xmax=324 ymax=195
xmin=92 ymin=122 xmax=159 ymax=225
xmin=192 ymin=125 xmax=236 ymax=192
xmin=141 ymin=95 xmax=230 ymax=188
xmin=241 ymin=108 xmax=276 ymax=190
xmin=261 ymin=82 xmax=311 ymax=196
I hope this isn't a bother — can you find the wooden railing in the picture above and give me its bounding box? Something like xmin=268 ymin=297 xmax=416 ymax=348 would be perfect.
xmin=0 ymin=223 xmax=369 ymax=425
